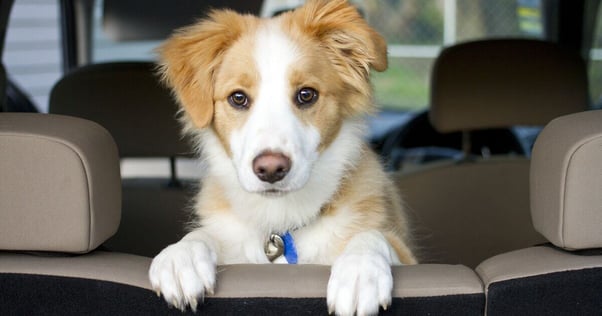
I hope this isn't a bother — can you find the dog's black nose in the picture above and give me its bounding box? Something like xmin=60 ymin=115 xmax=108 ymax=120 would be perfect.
xmin=252 ymin=151 xmax=291 ymax=183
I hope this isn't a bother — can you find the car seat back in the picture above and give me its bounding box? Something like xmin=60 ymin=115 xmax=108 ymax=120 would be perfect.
xmin=476 ymin=110 xmax=602 ymax=315
xmin=395 ymin=39 xmax=589 ymax=267
xmin=0 ymin=113 xmax=185 ymax=314
xmin=49 ymin=62 xmax=196 ymax=256
xmin=430 ymin=39 xmax=588 ymax=133
xmin=0 ymin=114 xmax=487 ymax=315
xmin=0 ymin=113 xmax=120 ymax=252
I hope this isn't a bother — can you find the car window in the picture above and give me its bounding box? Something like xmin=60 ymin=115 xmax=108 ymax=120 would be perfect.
xmin=0 ymin=0 xmax=562 ymax=114
xmin=91 ymin=0 xmax=160 ymax=63
xmin=589 ymin=3 xmax=602 ymax=108
xmin=91 ymin=0 xmax=545 ymax=113
xmin=3 ymin=0 xmax=61 ymax=112
xmin=357 ymin=0 xmax=545 ymax=111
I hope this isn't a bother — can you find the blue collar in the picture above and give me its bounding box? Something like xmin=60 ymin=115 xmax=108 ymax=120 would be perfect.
xmin=281 ymin=232 xmax=298 ymax=264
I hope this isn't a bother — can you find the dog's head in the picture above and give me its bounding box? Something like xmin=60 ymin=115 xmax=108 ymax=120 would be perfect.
xmin=159 ymin=0 xmax=386 ymax=195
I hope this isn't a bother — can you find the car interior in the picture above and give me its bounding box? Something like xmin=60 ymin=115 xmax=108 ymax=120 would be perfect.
xmin=48 ymin=61 xmax=196 ymax=257
xmin=1 ymin=0 xmax=602 ymax=315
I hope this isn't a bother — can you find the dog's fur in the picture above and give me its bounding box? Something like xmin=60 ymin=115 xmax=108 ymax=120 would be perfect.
xmin=149 ymin=1 xmax=416 ymax=315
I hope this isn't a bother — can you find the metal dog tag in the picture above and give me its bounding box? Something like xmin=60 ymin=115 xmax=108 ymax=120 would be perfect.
xmin=265 ymin=234 xmax=284 ymax=262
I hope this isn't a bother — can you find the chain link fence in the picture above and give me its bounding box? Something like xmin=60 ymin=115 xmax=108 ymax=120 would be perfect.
xmin=355 ymin=0 xmax=544 ymax=110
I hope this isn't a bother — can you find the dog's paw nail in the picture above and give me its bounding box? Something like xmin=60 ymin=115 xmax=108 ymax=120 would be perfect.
xmin=190 ymin=298 xmax=198 ymax=313
xmin=328 ymin=305 xmax=340 ymax=315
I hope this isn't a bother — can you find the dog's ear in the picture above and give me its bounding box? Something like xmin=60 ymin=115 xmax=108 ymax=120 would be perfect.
xmin=291 ymin=0 xmax=387 ymax=78
xmin=158 ymin=10 xmax=253 ymax=129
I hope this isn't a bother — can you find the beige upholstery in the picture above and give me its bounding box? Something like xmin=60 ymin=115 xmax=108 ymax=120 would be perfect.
xmin=531 ymin=110 xmax=602 ymax=250
xmin=396 ymin=158 xmax=545 ymax=268
xmin=476 ymin=111 xmax=602 ymax=306
xmin=430 ymin=39 xmax=589 ymax=133
xmin=476 ymin=246 xmax=602 ymax=287
xmin=0 ymin=252 xmax=151 ymax=289
xmin=49 ymin=62 xmax=191 ymax=157
xmin=0 ymin=113 xmax=121 ymax=253
xmin=0 ymin=252 xmax=482 ymax=298
xmin=213 ymin=264 xmax=483 ymax=298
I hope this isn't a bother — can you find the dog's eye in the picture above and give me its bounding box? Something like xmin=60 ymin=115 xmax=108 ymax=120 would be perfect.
xmin=228 ymin=91 xmax=249 ymax=109
xmin=295 ymin=87 xmax=318 ymax=108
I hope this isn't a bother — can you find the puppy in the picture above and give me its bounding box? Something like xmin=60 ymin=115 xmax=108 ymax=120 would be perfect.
xmin=149 ymin=0 xmax=416 ymax=315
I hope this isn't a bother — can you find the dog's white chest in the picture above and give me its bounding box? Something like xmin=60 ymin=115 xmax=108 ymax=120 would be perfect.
xmin=269 ymin=205 xmax=354 ymax=265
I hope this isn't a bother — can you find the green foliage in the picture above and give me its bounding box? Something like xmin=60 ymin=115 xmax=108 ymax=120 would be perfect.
xmin=372 ymin=58 xmax=432 ymax=110
xmin=589 ymin=61 xmax=602 ymax=106
xmin=410 ymin=1 xmax=443 ymax=45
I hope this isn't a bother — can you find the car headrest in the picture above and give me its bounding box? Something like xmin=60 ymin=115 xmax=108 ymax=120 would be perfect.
xmin=531 ymin=110 xmax=602 ymax=250
xmin=430 ymin=39 xmax=589 ymax=133
xmin=103 ymin=0 xmax=263 ymax=41
xmin=49 ymin=62 xmax=192 ymax=157
xmin=0 ymin=113 xmax=121 ymax=253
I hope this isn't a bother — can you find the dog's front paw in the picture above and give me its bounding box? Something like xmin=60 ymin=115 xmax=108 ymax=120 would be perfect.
xmin=149 ymin=240 xmax=217 ymax=311
xmin=327 ymin=252 xmax=393 ymax=316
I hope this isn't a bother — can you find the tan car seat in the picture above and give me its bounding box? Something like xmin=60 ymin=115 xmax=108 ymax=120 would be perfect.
xmin=395 ymin=39 xmax=589 ymax=267
xmin=477 ymin=110 xmax=602 ymax=314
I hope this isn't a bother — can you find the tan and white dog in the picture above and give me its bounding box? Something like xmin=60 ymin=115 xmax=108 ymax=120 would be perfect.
xmin=149 ymin=0 xmax=416 ymax=315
